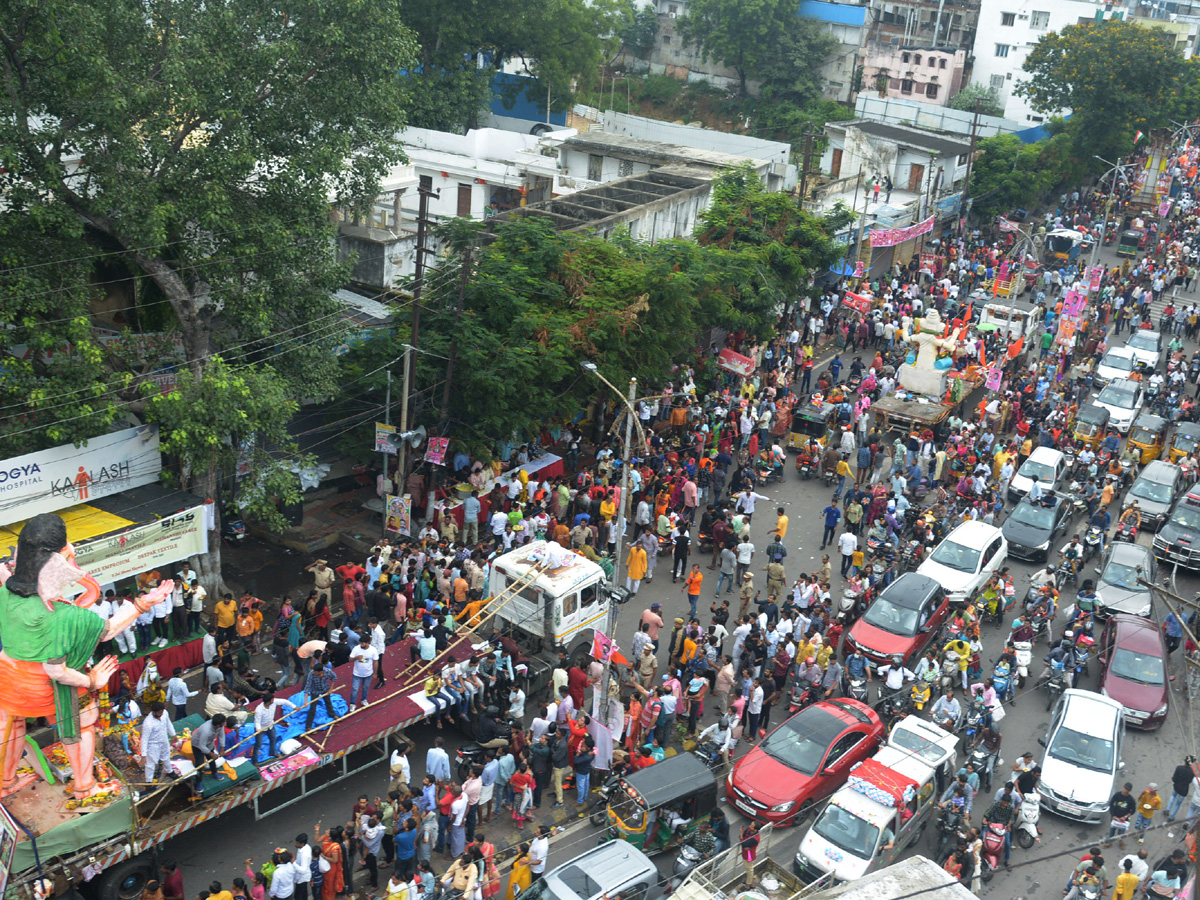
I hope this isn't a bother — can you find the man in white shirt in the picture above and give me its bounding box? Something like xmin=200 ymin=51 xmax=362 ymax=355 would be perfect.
xmin=269 ymin=850 xmax=297 ymax=899
xmin=529 ymin=824 xmax=551 ymax=875
xmin=349 ymin=635 xmax=380 ymax=710
xmin=508 ymin=685 xmax=526 ymax=720
xmin=292 ymin=834 xmax=313 ymax=900
xmin=254 ymin=690 xmax=297 ymax=760
xmin=837 ymin=530 xmax=858 ymax=578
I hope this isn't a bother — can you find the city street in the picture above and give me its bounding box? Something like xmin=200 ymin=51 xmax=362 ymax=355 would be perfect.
xmin=162 ymin=248 xmax=1200 ymax=896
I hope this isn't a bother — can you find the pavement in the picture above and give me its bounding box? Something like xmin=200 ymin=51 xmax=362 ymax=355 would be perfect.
xmin=155 ymin=241 xmax=1200 ymax=899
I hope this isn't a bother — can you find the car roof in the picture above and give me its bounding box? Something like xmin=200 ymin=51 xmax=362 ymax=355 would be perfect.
xmin=1108 ymin=541 xmax=1154 ymax=566
xmin=945 ymin=520 xmax=1003 ymax=546
xmin=1103 ymin=378 xmax=1138 ymax=391
xmin=544 ymin=841 xmax=654 ymax=899
xmin=1139 ymin=459 xmax=1177 ymax=482
xmin=822 ymin=697 xmax=883 ymax=727
xmin=1108 ymin=614 xmax=1164 ymax=653
xmin=1059 ymin=689 xmax=1123 ymax=737
xmin=1028 ymin=446 xmax=1064 ymax=463
xmin=1101 ymin=347 xmax=1136 ymax=360
xmin=1129 ymin=330 xmax=1162 ymax=341
xmin=872 ymin=746 xmax=937 ymax=783
xmin=877 ymin=573 xmax=941 ymax=609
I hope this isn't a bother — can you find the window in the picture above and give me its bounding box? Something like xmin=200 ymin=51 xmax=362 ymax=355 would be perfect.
xmin=913 ymin=53 xmax=922 ymax=64
xmin=995 ymin=43 xmax=1010 ymax=56
xmin=562 ymin=592 xmax=578 ymax=617
xmin=939 ymin=58 xmax=947 ymax=68
xmin=902 ymin=51 xmax=910 ymax=62
xmin=661 ymin=34 xmax=670 ymax=43
xmin=668 ymin=2 xmax=678 ymax=10
xmin=957 ymin=153 xmax=968 ymax=166
xmin=587 ymin=154 xmax=603 ymax=181
xmin=418 ymin=174 xmax=433 ymax=192
xmin=580 ymin=584 xmax=597 ymax=609
xmin=989 ymin=73 xmax=1005 ymax=90
xmin=1031 ymin=9 xmax=1050 ymax=28
xmin=1001 ymin=11 xmax=1016 ymax=25
xmin=900 ymin=78 xmax=914 ymax=93
xmin=927 ymin=83 xmax=939 ymax=98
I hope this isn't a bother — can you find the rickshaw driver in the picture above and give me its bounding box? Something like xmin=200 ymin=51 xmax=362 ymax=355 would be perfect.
xmin=646 ymin=803 xmax=692 ymax=849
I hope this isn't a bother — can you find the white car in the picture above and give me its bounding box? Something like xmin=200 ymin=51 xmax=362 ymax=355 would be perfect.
xmin=1008 ymin=445 xmax=1066 ymax=503
xmin=1094 ymin=378 xmax=1144 ymax=434
xmin=1125 ymin=330 xmax=1163 ymax=371
xmin=916 ymin=521 xmax=1008 ymax=605
xmin=1094 ymin=347 xmax=1138 ymax=387
xmin=1037 ymin=689 xmax=1126 ymax=823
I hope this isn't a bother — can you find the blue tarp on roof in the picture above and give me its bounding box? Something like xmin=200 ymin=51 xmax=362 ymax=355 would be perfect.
xmin=799 ymin=0 xmax=867 ymax=26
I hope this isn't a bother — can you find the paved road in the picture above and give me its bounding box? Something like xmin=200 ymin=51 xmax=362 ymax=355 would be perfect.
xmin=162 ymin=242 xmax=1200 ymax=898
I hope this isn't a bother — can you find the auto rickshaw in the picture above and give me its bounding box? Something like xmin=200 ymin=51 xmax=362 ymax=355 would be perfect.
xmin=786 ymin=397 xmax=834 ymax=451
xmin=1073 ymin=404 xmax=1110 ymax=452
xmin=1169 ymin=421 xmax=1200 ymax=463
xmin=604 ymin=751 xmax=719 ymax=854
xmin=1117 ymin=229 xmax=1145 ymax=258
xmin=1127 ymin=412 xmax=1169 ymax=463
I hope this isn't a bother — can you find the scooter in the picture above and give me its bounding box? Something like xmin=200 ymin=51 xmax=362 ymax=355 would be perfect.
xmin=980 ymin=821 xmax=1009 ymax=881
xmin=843 ymin=676 xmax=870 ymax=703
xmin=1012 ymin=640 xmax=1033 ymax=687
xmin=969 ymin=745 xmax=1000 ymax=793
xmin=1015 ymin=796 xmax=1040 ymax=848
xmin=992 ymin=658 xmax=1014 ymax=703
xmin=1082 ymin=527 xmax=1103 ymax=562
xmin=789 ymin=680 xmax=819 ymax=714
xmin=910 ymin=680 xmax=932 ymax=711
xmin=963 ymin=699 xmax=988 ymax=745
xmin=666 ymin=843 xmax=714 ymax=893
xmin=939 ymin=652 xmax=961 ymax=690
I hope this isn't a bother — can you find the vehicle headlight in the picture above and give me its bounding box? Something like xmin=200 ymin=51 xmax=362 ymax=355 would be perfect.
xmin=771 ymin=801 xmax=796 ymax=813
xmin=1036 ymin=540 xmax=1051 ymax=551
xmin=1139 ymin=604 xmax=1152 ymax=618
xmin=1155 ymin=703 xmax=1169 ymax=716
xmin=727 ymin=772 xmax=734 ymax=787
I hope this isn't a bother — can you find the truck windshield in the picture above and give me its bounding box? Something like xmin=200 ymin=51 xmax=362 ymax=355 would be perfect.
xmin=813 ymin=804 xmax=882 ymax=858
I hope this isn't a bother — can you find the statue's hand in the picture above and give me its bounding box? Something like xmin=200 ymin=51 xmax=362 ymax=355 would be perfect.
xmin=88 ymin=657 xmax=119 ymax=690
xmin=134 ymin=580 xmax=176 ymax=613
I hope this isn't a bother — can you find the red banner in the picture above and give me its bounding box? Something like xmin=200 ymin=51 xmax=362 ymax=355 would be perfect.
xmin=997 ymin=218 xmax=1019 ymax=233
xmin=717 ymin=348 xmax=756 ymax=378
xmin=842 ymin=291 xmax=872 ymax=313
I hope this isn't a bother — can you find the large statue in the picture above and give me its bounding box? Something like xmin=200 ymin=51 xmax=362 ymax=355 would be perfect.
xmin=898 ymin=308 xmax=964 ymax=398
xmin=0 ymin=513 xmax=173 ymax=800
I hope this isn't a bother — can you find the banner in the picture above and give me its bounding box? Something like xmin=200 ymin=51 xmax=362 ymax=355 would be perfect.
xmin=424 ymin=437 xmax=449 ymax=466
xmin=384 ymin=495 xmax=411 ymax=535
xmin=1088 ymin=266 xmax=1104 ymax=293
xmin=919 ymin=253 xmax=939 ymax=271
xmin=985 ymin=367 xmax=1003 ymax=391
xmin=842 ymin=291 xmax=872 ymax=314
xmin=997 ymin=218 xmax=1019 ymax=233
xmin=936 ymin=193 xmax=962 ymax=218
xmin=1062 ymin=289 xmax=1086 ymax=318
xmin=0 ymin=425 xmax=161 ymax=528
xmin=717 ymin=348 xmax=756 ymax=378
xmin=374 ymin=423 xmax=397 ymax=455
xmin=590 ymin=630 xmax=630 ymax=667
xmin=73 ymin=505 xmax=208 ymax=585
xmin=869 ymin=215 xmax=935 ymax=248
xmin=1159 ymin=199 xmax=1173 ymax=217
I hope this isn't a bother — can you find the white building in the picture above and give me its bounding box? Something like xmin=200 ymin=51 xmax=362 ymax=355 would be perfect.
xmin=970 ymin=0 xmax=1127 ymax=124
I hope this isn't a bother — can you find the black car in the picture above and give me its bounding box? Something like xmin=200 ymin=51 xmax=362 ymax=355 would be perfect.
xmin=1001 ymin=495 xmax=1072 ymax=562
xmin=1153 ymin=487 xmax=1200 ymax=570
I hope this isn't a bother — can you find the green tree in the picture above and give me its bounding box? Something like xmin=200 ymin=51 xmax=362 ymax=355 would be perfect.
xmin=948 ymin=83 xmax=1005 ymax=117
xmin=1017 ymin=18 xmax=1185 ymax=159
xmin=968 ymin=125 xmax=1084 ymax=219
xmin=0 ymin=0 xmax=417 ymax=591
xmin=618 ymin=0 xmax=661 ymax=62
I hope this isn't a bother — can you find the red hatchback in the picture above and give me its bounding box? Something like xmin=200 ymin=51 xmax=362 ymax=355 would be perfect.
xmin=726 ymin=698 xmax=884 ymax=825
xmin=843 ymin=572 xmax=949 ymax=669
xmin=1098 ymin=614 xmax=1170 ymax=730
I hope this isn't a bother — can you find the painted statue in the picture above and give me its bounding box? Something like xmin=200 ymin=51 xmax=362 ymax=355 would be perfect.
xmin=898 ymin=309 xmax=964 ymax=398
xmin=0 ymin=513 xmax=173 ymax=800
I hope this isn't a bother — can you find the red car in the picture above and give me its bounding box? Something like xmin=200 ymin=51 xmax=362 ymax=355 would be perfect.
xmin=726 ymin=698 xmax=884 ymax=825
xmin=1098 ymin=614 xmax=1170 ymax=730
xmin=843 ymin=572 xmax=949 ymax=669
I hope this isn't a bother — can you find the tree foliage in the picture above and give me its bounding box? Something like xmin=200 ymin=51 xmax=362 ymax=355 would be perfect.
xmin=618 ymin=0 xmax=661 ymax=62
xmin=678 ymin=0 xmax=835 ymax=97
xmin=0 ymin=0 xmax=417 ymax=588
xmin=948 ymin=83 xmax=1005 ymax=117
xmin=1017 ymin=19 xmax=1185 ymax=160
xmin=969 ymin=125 xmax=1084 ymax=218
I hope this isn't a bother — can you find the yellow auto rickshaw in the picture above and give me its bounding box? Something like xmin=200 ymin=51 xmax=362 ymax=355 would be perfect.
xmin=1073 ymin=404 xmax=1110 ymax=452
xmin=787 ymin=397 xmax=834 ymax=451
xmin=1169 ymin=421 xmax=1200 ymax=463
xmin=605 ymin=752 xmax=719 ymax=854
xmin=1127 ymin=412 xmax=1169 ymax=463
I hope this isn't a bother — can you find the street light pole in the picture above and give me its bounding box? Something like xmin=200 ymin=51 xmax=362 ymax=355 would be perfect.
xmin=581 ymin=363 xmax=637 ymax=723
xmin=1088 ymin=157 xmax=1123 ymax=289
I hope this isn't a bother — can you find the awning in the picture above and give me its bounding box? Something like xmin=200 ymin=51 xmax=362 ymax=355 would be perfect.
xmin=0 ymin=505 xmax=134 ymax=554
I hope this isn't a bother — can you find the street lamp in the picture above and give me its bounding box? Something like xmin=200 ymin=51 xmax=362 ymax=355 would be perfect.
xmin=580 ymin=361 xmax=637 ymax=723
xmin=1089 ymin=156 xmax=1125 ymax=285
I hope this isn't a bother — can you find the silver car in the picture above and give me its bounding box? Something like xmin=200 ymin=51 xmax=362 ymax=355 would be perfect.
xmin=1094 ymin=541 xmax=1156 ymax=619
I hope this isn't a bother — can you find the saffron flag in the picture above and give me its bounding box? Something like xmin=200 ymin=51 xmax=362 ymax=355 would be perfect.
xmin=591 ymin=630 xmax=630 ymax=667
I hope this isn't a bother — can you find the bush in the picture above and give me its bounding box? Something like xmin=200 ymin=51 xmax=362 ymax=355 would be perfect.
xmin=640 ymin=74 xmax=685 ymax=105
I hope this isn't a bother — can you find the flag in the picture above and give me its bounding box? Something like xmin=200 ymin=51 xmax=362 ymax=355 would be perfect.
xmin=1007 ymin=336 xmax=1025 ymax=359
xmin=1134 ymin=130 xmax=1144 ymax=144
xmin=591 ymin=630 xmax=630 ymax=667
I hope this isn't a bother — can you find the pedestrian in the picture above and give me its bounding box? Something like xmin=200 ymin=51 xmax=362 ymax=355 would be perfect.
xmin=820 ymin=500 xmax=841 ymax=550
xmin=739 ymin=821 xmax=761 ymax=884
xmin=1108 ymin=782 xmax=1135 ymax=844
xmin=683 ymin=564 xmax=704 ymax=620
xmin=1167 ymin=756 xmax=1197 ymax=820
xmin=1113 ymin=857 xmax=1139 ymax=900
xmin=529 ymin=825 xmax=551 ymax=878
xmin=1134 ymin=784 xmax=1162 ymax=843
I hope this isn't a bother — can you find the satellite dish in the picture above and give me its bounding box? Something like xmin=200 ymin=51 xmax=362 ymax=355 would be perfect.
xmin=388 ymin=425 xmax=427 ymax=449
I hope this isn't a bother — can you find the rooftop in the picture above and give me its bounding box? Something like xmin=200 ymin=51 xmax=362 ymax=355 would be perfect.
xmin=562 ymin=131 xmax=756 ymax=170
xmin=827 ymin=119 xmax=973 ymax=157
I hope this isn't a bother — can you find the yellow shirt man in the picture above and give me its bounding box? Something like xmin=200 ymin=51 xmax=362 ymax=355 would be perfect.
xmin=770 ymin=512 xmax=789 ymax=540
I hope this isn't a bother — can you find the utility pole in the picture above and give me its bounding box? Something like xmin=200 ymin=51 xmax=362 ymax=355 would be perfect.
xmin=396 ymin=345 xmax=412 ymax=525
xmin=403 ymin=183 xmax=436 ymax=495
xmin=381 ymin=369 xmax=392 ymax=530
xmin=600 ymin=375 xmax=637 ymax=725
xmin=440 ymin=247 xmax=473 ymax=425
xmin=798 ymin=130 xmax=817 ymax=211
xmin=1089 ymin=158 xmax=1122 ymax=289
xmin=959 ymin=100 xmax=982 ymax=234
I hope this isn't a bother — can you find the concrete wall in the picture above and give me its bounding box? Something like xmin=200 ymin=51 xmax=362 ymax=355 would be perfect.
xmin=854 ymin=94 xmax=1022 ymax=136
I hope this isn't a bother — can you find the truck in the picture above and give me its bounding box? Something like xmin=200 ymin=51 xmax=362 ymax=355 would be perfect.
xmin=793 ymin=746 xmax=939 ymax=884
xmin=7 ymin=541 xmax=614 ymax=900
xmin=791 ymin=856 xmax=978 ymax=900
xmin=870 ymin=368 xmax=986 ymax=435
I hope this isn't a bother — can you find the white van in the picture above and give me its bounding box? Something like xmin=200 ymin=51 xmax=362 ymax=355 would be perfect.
xmin=978 ymin=298 xmax=1040 ymax=339
xmin=794 ymin=746 xmax=938 ymax=884
xmin=487 ymin=540 xmax=610 ymax=664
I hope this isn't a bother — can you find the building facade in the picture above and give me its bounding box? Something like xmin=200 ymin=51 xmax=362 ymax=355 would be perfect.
xmin=860 ymin=44 xmax=967 ymax=105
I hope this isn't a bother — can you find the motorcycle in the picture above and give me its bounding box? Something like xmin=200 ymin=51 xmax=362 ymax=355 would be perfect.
xmin=963 ymin=698 xmax=989 ymax=744
xmin=586 ymin=767 xmax=628 ymax=826
xmin=969 ymin=744 xmax=999 ymax=793
xmin=1028 ymin=613 xmax=1051 ymax=646
xmin=979 ymin=591 xmax=1005 ymax=628
xmin=1114 ymin=518 xmax=1139 ymax=544
xmin=455 ymin=715 xmax=521 ymax=780
xmin=1015 ymin=794 xmax=1040 ymax=848
xmin=665 ymin=843 xmax=713 ymax=893
xmin=935 ymin=805 xmax=969 ymax=863
xmin=899 ymin=539 xmax=925 ymax=572
xmin=1082 ymin=526 xmax=1103 ymax=562
xmin=694 ymin=740 xmax=727 ymax=774
xmin=1055 ymin=555 xmax=1078 ymax=588
xmin=824 ymin=467 xmax=836 ymax=488
xmin=796 ymin=452 xmax=815 ymax=480
xmin=222 ymin=515 xmax=247 ymax=544
xmin=980 ymin=821 xmax=1009 ymax=881
xmin=1012 ymin=640 xmax=1033 ymax=687
xmin=879 ymin=690 xmax=911 ymax=729
xmin=789 ymin=679 xmax=819 ymax=714
xmin=843 ymin=676 xmax=869 ymax=703
xmin=1042 ymin=659 xmax=1068 ymax=709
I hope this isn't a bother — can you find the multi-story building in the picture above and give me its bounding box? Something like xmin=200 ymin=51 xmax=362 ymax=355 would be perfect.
xmin=860 ymin=44 xmax=967 ymax=105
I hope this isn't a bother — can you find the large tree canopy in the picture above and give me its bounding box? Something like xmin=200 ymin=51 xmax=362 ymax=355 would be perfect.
xmin=0 ymin=0 xmax=418 ymax=589
xmin=1017 ymin=19 xmax=1185 ymax=159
